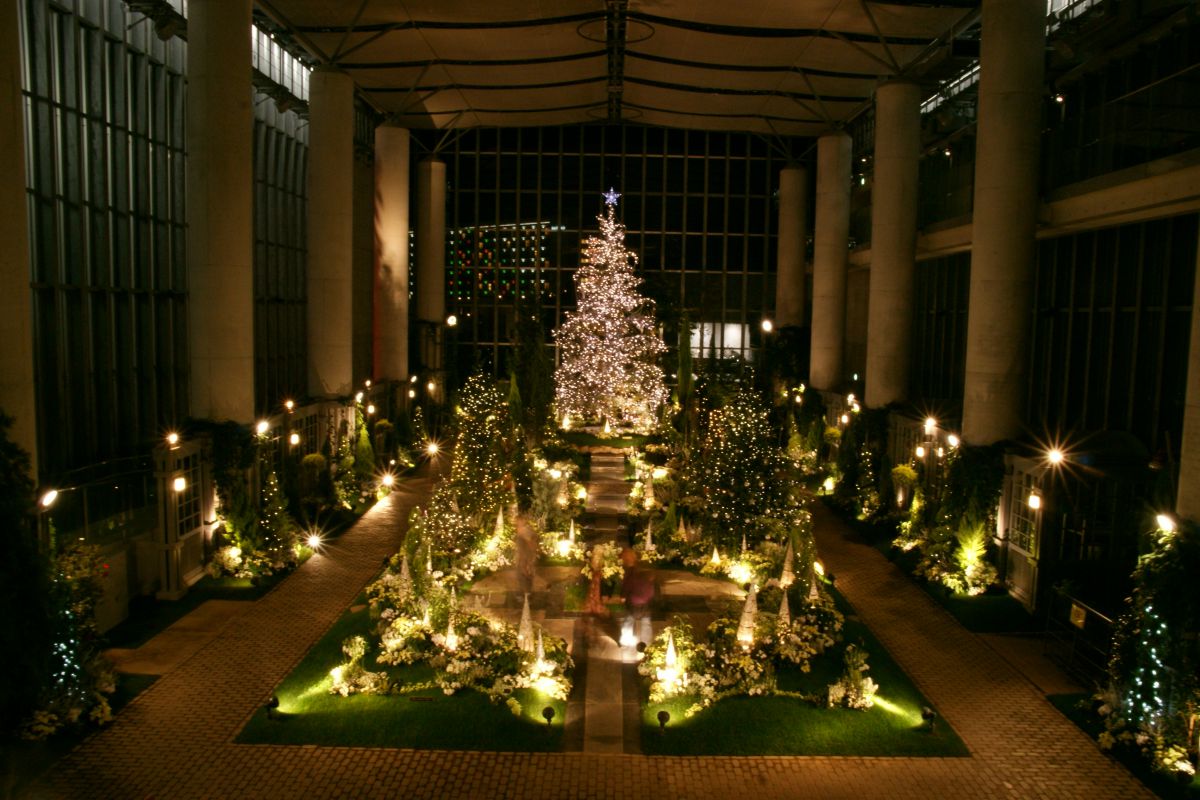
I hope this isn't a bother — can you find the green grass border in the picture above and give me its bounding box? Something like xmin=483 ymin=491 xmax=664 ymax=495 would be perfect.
xmin=561 ymin=430 xmax=648 ymax=449
xmin=640 ymin=586 xmax=970 ymax=757
xmin=235 ymin=602 xmax=568 ymax=751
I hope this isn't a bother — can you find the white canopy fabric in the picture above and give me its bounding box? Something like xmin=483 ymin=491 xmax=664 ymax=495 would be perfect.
xmin=262 ymin=0 xmax=977 ymax=133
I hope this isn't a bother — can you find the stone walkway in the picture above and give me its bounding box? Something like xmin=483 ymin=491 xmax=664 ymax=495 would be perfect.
xmin=27 ymin=477 xmax=1153 ymax=799
xmin=579 ymin=447 xmax=637 ymax=755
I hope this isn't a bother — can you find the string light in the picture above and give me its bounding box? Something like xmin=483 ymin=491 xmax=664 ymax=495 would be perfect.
xmin=554 ymin=201 xmax=667 ymax=432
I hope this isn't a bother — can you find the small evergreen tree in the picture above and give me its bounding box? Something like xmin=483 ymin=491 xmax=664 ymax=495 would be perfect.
xmin=260 ymin=469 xmax=298 ymax=559
xmin=449 ymin=374 xmax=511 ymax=524
xmin=333 ymin=423 xmax=358 ymax=509
xmin=1108 ymin=519 xmax=1200 ymax=773
xmin=554 ymin=194 xmax=667 ymax=431
xmin=353 ymin=408 xmax=376 ymax=483
xmin=690 ymin=389 xmax=787 ymax=550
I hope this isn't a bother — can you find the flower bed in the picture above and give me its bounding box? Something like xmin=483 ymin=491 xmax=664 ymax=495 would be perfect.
xmin=237 ymin=603 xmax=570 ymax=751
xmin=640 ymin=587 xmax=969 ymax=757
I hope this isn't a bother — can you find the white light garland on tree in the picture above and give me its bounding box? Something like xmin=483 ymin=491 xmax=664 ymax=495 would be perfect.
xmin=554 ymin=191 xmax=667 ymax=432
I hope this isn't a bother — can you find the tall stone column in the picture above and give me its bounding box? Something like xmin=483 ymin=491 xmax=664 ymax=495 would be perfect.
xmin=0 ymin=2 xmax=36 ymax=472
xmin=810 ymin=132 xmax=852 ymax=390
xmin=775 ymin=165 xmax=808 ymax=328
xmin=187 ymin=0 xmax=253 ymax=422
xmin=865 ymin=81 xmax=922 ymax=408
xmin=416 ymin=157 xmax=446 ymax=371
xmin=375 ymin=126 xmax=410 ymax=382
xmin=352 ymin=152 xmax=375 ymax=386
xmin=1176 ymin=229 xmax=1200 ymax=520
xmin=306 ymin=68 xmax=355 ymax=398
xmin=962 ymin=0 xmax=1045 ymax=444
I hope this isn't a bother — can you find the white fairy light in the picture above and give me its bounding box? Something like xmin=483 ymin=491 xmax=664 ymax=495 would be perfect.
xmin=554 ymin=202 xmax=667 ymax=433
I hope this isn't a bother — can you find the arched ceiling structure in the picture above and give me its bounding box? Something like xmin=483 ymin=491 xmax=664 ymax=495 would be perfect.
xmin=259 ymin=0 xmax=980 ymax=135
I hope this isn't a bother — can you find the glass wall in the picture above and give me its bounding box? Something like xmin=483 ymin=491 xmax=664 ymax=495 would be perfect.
xmin=1043 ymin=16 xmax=1200 ymax=191
xmin=21 ymin=0 xmax=189 ymax=478
xmin=423 ymin=125 xmax=794 ymax=376
xmin=1027 ymin=214 xmax=1196 ymax=455
xmin=252 ymin=101 xmax=308 ymax=414
xmin=910 ymin=252 xmax=970 ymax=407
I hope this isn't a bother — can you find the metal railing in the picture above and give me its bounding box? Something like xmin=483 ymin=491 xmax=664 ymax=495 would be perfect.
xmin=1044 ymin=588 xmax=1114 ymax=689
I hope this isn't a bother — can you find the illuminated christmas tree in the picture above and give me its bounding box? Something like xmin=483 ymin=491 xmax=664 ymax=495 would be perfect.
xmin=449 ymin=374 xmax=511 ymax=524
xmin=691 ymin=389 xmax=787 ymax=550
xmin=260 ymin=468 xmax=297 ymax=558
xmin=554 ymin=190 xmax=667 ymax=432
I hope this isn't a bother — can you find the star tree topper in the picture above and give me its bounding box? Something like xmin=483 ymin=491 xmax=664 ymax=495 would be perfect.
xmin=603 ymin=187 xmax=621 ymax=206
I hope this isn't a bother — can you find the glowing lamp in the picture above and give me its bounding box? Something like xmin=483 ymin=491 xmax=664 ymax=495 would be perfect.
xmin=425 ymin=442 xmax=439 ymax=456
xmin=915 ymin=446 xmax=926 ymax=459
xmin=814 ymin=560 xmax=825 ymax=577
xmin=289 ymin=432 xmax=300 ymax=446
xmin=562 ymin=414 xmax=572 ymax=430
xmin=556 ymin=539 xmax=572 ymax=558
xmin=410 ymin=375 xmax=418 ymax=384
xmin=364 ymin=379 xmax=372 ymax=388
xmin=40 ymin=489 xmax=58 ymax=508
xmin=847 ymin=393 xmax=856 ymax=404
xmin=728 ymin=561 xmax=753 ymax=585
xmin=446 ymin=314 xmax=458 ymax=327
xmin=256 ymin=420 xmax=269 ymax=435
xmin=355 ymin=392 xmax=364 ymax=403
xmin=1028 ymin=492 xmax=1042 ymax=510
xmin=366 ymin=404 xmax=376 ymax=415
xmin=426 ymin=381 xmax=436 ymax=393
xmin=381 ymin=473 xmax=395 ymax=488
xmin=840 ymin=414 xmax=849 ymax=425
xmin=652 ymin=467 xmax=668 ymax=480
xmin=947 ymin=434 xmax=960 ymax=448
xmin=445 ymin=621 xmax=458 ymax=652
xmin=1155 ymin=513 xmax=1176 ymax=533
xmin=822 ymin=476 xmax=835 ymax=493
xmin=924 ymin=417 xmax=936 ymax=436
xmin=307 ymin=533 xmax=322 ymax=550
xmin=407 ymin=389 xmax=416 ymax=398
xmin=761 ymin=319 xmax=774 ymax=333
xmin=575 ymin=486 xmax=587 ymax=501
xmin=1047 ymin=448 xmax=1064 ymax=465
xmin=710 ymin=546 xmax=721 ymax=566
xmin=619 ymin=618 xmax=637 ymax=647
xmin=166 ymin=432 xmax=179 ymax=447
xmin=284 ymin=399 xmax=294 ymax=411
xmin=173 ymin=476 xmax=187 ymax=493
xmin=548 ymin=468 xmax=563 ymax=479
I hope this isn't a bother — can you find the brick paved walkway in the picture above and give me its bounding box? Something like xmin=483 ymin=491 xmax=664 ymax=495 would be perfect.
xmin=29 ymin=486 xmax=1152 ymax=799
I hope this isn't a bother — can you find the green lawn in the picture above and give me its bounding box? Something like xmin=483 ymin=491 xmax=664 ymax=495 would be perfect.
xmin=641 ymin=589 xmax=970 ymax=757
xmin=236 ymin=604 xmax=567 ymax=751
xmin=561 ymin=430 xmax=648 ymax=449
